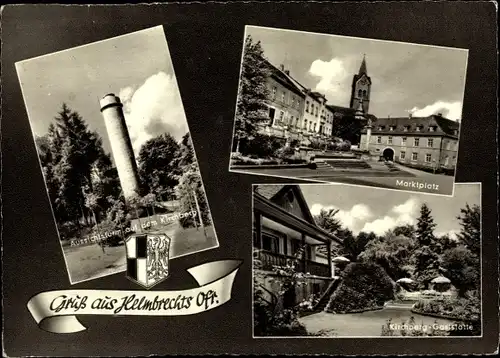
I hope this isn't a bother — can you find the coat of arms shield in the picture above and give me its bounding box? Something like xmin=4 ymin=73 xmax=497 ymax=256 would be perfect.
xmin=125 ymin=232 xmax=172 ymax=289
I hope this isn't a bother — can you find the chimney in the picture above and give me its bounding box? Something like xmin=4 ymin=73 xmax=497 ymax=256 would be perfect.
xmin=437 ymin=112 xmax=443 ymax=117
xmin=279 ymin=64 xmax=285 ymax=71
xmin=284 ymin=69 xmax=290 ymax=75
xmin=408 ymin=112 xmax=412 ymax=119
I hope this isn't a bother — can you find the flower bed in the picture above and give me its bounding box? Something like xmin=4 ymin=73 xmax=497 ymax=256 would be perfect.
xmin=412 ymin=294 xmax=480 ymax=322
xmin=230 ymin=152 xmax=307 ymax=167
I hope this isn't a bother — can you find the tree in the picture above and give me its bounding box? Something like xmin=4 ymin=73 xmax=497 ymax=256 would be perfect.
xmin=84 ymin=190 xmax=105 ymax=253
xmin=393 ymin=224 xmax=416 ymax=240
xmin=331 ymin=114 xmax=365 ymax=145
xmin=174 ymin=162 xmax=211 ymax=229
xmin=233 ymin=35 xmax=272 ymax=152
xmin=456 ymin=204 xmax=480 ymax=257
xmin=358 ymin=234 xmax=416 ymax=280
xmin=441 ymin=245 xmax=480 ymax=296
xmin=314 ymin=208 xmax=343 ymax=235
xmin=343 ymin=231 xmax=377 ymax=261
xmin=411 ymin=245 xmax=441 ymax=289
xmin=137 ymin=133 xmax=181 ymax=201
xmin=416 ymin=203 xmax=437 ymax=246
xmin=411 ymin=203 xmax=442 ymax=288
xmin=37 ymin=103 xmax=114 ymax=231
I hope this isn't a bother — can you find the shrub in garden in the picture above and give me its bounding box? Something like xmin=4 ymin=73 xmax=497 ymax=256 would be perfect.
xmin=239 ymin=134 xmax=284 ymax=158
xmin=325 ymin=262 xmax=395 ymax=313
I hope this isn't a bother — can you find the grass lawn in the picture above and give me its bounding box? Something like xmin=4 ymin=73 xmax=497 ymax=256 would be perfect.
xmin=63 ymin=243 xmax=126 ymax=283
xmin=170 ymin=225 xmax=218 ymax=258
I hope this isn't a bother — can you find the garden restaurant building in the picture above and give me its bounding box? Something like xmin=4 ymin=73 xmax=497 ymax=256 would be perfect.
xmin=253 ymin=185 xmax=342 ymax=306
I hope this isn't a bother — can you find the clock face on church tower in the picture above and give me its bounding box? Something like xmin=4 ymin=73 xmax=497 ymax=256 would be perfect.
xmin=359 ymin=77 xmax=368 ymax=86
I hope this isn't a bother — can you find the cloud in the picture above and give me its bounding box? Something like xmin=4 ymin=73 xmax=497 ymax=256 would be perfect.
xmin=119 ymin=71 xmax=188 ymax=154
xmin=409 ymin=100 xmax=463 ymax=121
xmin=310 ymin=203 xmax=373 ymax=232
xmin=360 ymin=198 xmax=420 ymax=236
xmin=308 ymin=58 xmax=350 ymax=104
xmin=436 ymin=230 xmax=459 ymax=241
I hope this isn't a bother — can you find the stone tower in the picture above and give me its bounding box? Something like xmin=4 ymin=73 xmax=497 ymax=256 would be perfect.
xmin=99 ymin=93 xmax=140 ymax=200
xmin=349 ymin=55 xmax=372 ymax=114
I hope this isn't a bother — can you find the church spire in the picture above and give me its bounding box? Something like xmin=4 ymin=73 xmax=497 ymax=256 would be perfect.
xmin=358 ymin=54 xmax=367 ymax=75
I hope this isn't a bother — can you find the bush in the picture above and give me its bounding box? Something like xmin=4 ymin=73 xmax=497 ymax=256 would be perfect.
xmin=413 ymin=291 xmax=480 ymax=322
xmin=273 ymin=146 xmax=296 ymax=159
xmin=239 ymin=134 xmax=285 ymax=158
xmin=325 ymin=263 xmax=395 ymax=313
xmin=58 ymin=221 xmax=80 ymax=240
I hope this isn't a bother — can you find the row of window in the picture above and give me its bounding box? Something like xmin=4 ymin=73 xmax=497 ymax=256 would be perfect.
xmin=270 ymin=107 xmax=319 ymax=133
xmin=376 ymin=124 xmax=452 ymax=134
xmin=399 ymin=151 xmax=455 ymax=165
xmin=377 ymin=136 xmax=435 ymax=147
xmin=374 ymin=136 xmax=457 ymax=150
xmin=271 ymin=87 xmax=302 ymax=110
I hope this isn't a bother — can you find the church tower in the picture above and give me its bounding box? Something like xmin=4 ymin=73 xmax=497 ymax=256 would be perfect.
xmin=349 ymin=55 xmax=372 ymax=114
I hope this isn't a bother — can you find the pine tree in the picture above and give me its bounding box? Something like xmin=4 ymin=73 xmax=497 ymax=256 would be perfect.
xmin=234 ymin=35 xmax=272 ymax=152
xmin=37 ymin=103 xmax=116 ymax=232
xmin=456 ymin=203 xmax=481 ymax=257
xmin=416 ymin=203 xmax=436 ymax=246
xmin=412 ymin=203 xmax=441 ymax=289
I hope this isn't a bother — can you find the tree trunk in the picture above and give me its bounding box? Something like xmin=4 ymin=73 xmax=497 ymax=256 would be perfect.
xmin=92 ymin=209 xmax=105 ymax=254
xmin=235 ymin=135 xmax=240 ymax=153
xmin=192 ymin=187 xmax=206 ymax=238
xmin=188 ymin=197 xmax=198 ymax=230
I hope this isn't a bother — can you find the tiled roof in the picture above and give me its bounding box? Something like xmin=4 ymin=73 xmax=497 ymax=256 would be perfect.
xmin=362 ymin=114 xmax=460 ymax=137
xmin=262 ymin=58 xmax=305 ymax=98
xmin=254 ymin=185 xmax=286 ymax=200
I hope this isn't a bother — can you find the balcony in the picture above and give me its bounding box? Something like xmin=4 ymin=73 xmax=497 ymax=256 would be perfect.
xmin=254 ymin=249 xmax=331 ymax=278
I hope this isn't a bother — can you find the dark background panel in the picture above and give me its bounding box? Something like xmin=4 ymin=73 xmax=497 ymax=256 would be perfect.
xmin=1 ymin=2 xmax=498 ymax=356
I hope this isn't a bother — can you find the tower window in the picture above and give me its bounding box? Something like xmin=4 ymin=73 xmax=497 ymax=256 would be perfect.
xmin=306 ymin=101 xmax=309 ymax=113
xmin=363 ymin=90 xmax=367 ymax=98
xmin=358 ymin=89 xmax=362 ymax=97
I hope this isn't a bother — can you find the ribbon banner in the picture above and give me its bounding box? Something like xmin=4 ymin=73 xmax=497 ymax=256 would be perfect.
xmin=27 ymin=260 xmax=242 ymax=334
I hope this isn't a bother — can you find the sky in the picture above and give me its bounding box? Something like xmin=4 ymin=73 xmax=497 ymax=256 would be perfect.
xmin=245 ymin=26 xmax=469 ymax=121
xmin=16 ymin=25 xmax=188 ymax=157
xmin=300 ymin=183 xmax=480 ymax=239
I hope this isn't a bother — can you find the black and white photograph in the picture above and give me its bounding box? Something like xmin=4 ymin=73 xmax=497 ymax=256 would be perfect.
xmin=253 ymin=183 xmax=481 ymax=337
xmin=15 ymin=25 xmax=219 ymax=284
xmin=230 ymin=26 xmax=468 ymax=196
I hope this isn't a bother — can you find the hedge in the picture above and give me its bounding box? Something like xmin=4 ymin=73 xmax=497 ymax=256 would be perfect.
xmin=325 ymin=262 xmax=395 ymax=313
